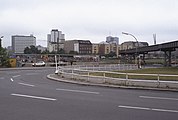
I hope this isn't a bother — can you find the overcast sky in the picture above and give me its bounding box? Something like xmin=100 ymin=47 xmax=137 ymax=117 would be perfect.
xmin=1 ymin=0 xmax=178 ymax=47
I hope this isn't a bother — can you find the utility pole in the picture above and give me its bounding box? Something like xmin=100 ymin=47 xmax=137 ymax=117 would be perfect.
xmin=57 ymin=37 xmax=59 ymax=54
xmin=122 ymin=32 xmax=141 ymax=68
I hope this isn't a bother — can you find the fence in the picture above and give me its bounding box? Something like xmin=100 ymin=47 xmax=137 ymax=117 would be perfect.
xmin=57 ymin=64 xmax=178 ymax=89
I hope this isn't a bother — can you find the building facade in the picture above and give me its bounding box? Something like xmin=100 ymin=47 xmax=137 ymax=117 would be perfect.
xmin=94 ymin=42 xmax=120 ymax=57
xmin=121 ymin=41 xmax=148 ymax=50
xmin=64 ymin=40 xmax=92 ymax=54
xmin=106 ymin=36 xmax=119 ymax=44
xmin=36 ymin=45 xmax=47 ymax=52
xmin=47 ymin=29 xmax=65 ymax=52
xmin=12 ymin=35 xmax=36 ymax=54
xmin=92 ymin=44 xmax=99 ymax=55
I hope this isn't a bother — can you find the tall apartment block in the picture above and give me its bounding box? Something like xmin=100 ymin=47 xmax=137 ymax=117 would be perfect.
xmin=106 ymin=36 xmax=119 ymax=44
xmin=12 ymin=35 xmax=36 ymax=54
xmin=47 ymin=29 xmax=65 ymax=52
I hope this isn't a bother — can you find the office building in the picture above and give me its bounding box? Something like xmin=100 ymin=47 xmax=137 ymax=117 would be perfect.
xmin=11 ymin=35 xmax=36 ymax=54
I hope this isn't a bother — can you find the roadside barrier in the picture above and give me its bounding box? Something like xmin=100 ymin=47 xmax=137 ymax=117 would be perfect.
xmin=57 ymin=64 xmax=178 ymax=89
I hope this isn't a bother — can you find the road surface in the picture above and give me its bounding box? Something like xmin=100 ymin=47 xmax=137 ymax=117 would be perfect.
xmin=0 ymin=67 xmax=178 ymax=120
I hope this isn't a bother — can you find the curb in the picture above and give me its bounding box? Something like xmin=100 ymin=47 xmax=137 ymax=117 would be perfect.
xmin=0 ymin=67 xmax=55 ymax=71
xmin=47 ymin=74 xmax=178 ymax=92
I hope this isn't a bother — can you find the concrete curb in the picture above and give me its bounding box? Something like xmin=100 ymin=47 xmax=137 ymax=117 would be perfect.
xmin=47 ymin=74 xmax=178 ymax=92
xmin=0 ymin=67 xmax=55 ymax=71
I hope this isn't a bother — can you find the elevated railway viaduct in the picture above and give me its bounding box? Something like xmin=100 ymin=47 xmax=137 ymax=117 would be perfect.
xmin=119 ymin=40 xmax=178 ymax=67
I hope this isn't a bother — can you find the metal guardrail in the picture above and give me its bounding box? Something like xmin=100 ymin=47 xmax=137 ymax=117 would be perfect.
xmin=64 ymin=64 xmax=138 ymax=71
xmin=57 ymin=65 xmax=178 ymax=89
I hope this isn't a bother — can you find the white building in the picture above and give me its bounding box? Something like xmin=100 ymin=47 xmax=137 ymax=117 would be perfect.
xmin=47 ymin=29 xmax=65 ymax=52
xmin=12 ymin=35 xmax=36 ymax=54
xmin=36 ymin=45 xmax=47 ymax=52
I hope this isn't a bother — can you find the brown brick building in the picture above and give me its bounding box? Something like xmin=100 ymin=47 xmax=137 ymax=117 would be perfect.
xmin=64 ymin=40 xmax=92 ymax=54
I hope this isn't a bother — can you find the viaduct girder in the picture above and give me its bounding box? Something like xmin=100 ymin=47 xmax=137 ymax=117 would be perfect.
xmin=120 ymin=40 xmax=178 ymax=66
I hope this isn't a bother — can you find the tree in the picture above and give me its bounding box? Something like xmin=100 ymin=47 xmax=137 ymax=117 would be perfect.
xmin=41 ymin=49 xmax=50 ymax=54
xmin=0 ymin=47 xmax=11 ymax=67
xmin=69 ymin=50 xmax=78 ymax=55
xmin=24 ymin=45 xmax=41 ymax=54
xmin=105 ymin=51 xmax=117 ymax=58
xmin=58 ymin=48 xmax=65 ymax=54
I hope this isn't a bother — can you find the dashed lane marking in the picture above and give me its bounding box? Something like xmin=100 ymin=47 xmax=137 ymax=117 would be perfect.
xmin=140 ymin=96 xmax=178 ymax=101
xmin=12 ymin=75 xmax=21 ymax=78
xmin=18 ymin=82 xmax=35 ymax=87
xmin=56 ymin=88 xmax=100 ymax=94
xmin=11 ymin=93 xmax=57 ymax=101
xmin=10 ymin=78 xmax=14 ymax=82
xmin=118 ymin=105 xmax=178 ymax=113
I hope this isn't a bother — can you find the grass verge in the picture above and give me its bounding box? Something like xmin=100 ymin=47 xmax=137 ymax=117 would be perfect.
xmin=90 ymin=67 xmax=178 ymax=81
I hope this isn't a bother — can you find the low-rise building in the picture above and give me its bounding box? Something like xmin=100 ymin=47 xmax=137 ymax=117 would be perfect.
xmin=36 ymin=45 xmax=47 ymax=52
xmin=64 ymin=40 xmax=92 ymax=54
xmin=121 ymin=41 xmax=148 ymax=50
xmin=92 ymin=44 xmax=99 ymax=55
xmin=97 ymin=41 xmax=120 ymax=57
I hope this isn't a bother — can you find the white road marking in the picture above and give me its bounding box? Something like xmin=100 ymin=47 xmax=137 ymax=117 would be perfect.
xmin=140 ymin=96 xmax=178 ymax=101
xmin=152 ymin=108 xmax=178 ymax=113
xmin=56 ymin=88 xmax=100 ymax=94
xmin=12 ymin=75 xmax=21 ymax=78
xmin=11 ymin=93 xmax=57 ymax=101
xmin=118 ymin=105 xmax=178 ymax=113
xmin=18 ymin=82 xmax=35 ymax=87
xmin=119 ymin=105 xmax=150 ymax=110
xmin=10 ymin=78 xmax=14 ymax=82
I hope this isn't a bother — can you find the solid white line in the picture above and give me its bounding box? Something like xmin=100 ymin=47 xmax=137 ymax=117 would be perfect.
xmin=12 ymin=75 xmax=21 ymax=78
xmin=56 ymin=88 xmax=100 ymax=94
xmin=10 ymin=78 xmax=14 ymax=82
xmin=18 ymin=82 xmax=35 ymax=87
xmin=118 ymin=105 xmax=178 ymax=113
xmin=140 ymin=96 xmax=178 ymax=101
xmin=11 ymin=93 xmax=57 ymax=101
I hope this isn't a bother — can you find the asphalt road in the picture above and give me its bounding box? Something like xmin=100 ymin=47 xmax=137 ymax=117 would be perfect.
xmin=0 ymin=67 xmax=178 ymax=120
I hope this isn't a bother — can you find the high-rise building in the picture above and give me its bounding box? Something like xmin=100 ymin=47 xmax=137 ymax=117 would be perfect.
xmin=106 ymin=36 xmax=119 ymax=44
xmin=11 ymin=35 xmax=36 ymax=54
xmin=47 ymin=29 xmax=65 ymax=52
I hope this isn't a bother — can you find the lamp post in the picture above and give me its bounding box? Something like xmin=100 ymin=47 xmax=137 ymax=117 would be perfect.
xmin=0 ymin=36 xmax=4 ymax=48
xmin=0 ymin=36 xmax=4 ymax=66
xmin=122 ymin=32 xmax=141 ymax=68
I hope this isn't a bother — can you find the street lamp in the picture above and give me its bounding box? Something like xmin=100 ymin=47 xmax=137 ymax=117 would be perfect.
xmin=0 ymin=36 xmax=4 ymax=48
xmin=122 ymin=32 xmax=141 ymax=68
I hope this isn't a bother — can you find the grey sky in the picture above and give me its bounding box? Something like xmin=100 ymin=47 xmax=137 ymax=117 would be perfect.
xmin=0 ymin=0 xmax=178 ymax=47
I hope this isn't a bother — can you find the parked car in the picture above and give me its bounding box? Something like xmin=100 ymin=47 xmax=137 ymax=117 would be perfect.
xmin=32 ymin=61 xmax=45 ymax=67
